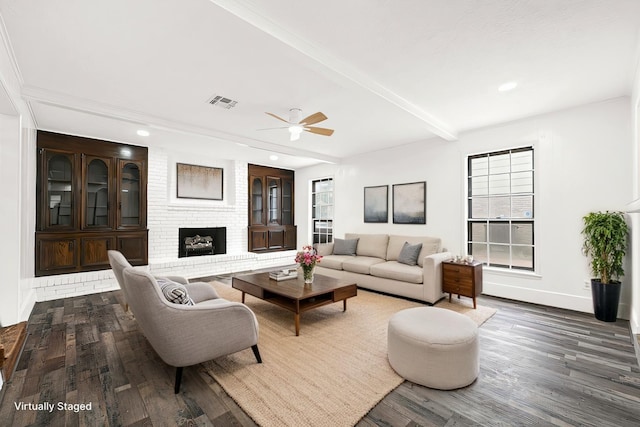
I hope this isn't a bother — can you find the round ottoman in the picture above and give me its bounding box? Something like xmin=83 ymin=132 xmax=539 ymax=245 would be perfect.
xmin=387 ymin=307 xmax=479 ymax=390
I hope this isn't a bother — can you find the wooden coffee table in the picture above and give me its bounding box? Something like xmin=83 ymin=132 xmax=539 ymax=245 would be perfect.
xmin=232 ymin=272 xmax=357 ymax=336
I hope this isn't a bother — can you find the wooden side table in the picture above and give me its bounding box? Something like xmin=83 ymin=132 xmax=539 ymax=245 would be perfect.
xmin=442 ymin=260 xmax=483 ymax=309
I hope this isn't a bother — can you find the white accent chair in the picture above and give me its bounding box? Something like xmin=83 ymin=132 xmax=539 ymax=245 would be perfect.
xmin=108 ymin=250 xmax=262 ymax=393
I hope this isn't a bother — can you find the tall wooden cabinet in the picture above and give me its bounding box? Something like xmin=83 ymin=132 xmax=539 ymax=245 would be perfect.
xmin=248 ymin=164 xmax=296 ymax=252
xmin=36 ymin=131 xmax=148 ymax=276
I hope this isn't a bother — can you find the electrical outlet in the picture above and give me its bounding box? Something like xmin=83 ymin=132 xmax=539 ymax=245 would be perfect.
xmin=583 ymin=280 xmax=591 ymax=290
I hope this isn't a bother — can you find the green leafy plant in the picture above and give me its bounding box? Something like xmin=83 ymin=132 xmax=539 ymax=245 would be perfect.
xmin=581 ymin=211 xmax=628 ymax=284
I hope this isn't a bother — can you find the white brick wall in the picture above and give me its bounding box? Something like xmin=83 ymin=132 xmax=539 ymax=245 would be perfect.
xmin=32 ymin=147 xmax=295 ymax=301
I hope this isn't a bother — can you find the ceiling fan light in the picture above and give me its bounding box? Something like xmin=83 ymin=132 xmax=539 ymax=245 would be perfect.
xmin=288 ymin=124 xmax=304 ymax=140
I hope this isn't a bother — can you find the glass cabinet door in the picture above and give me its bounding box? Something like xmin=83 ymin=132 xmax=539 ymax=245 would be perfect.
xmin=45 ymin=152 xmax=75 ymax=228
xmin=85 ymin=157 xmax=110 ymax=228
xmin=282 ymin=179 xmax=293 ymax=225
xmin=119 ymin=161 xmax=141 ymax=227
xmin=268 ymin=177 xmax=281 ymax=224
xmin=251 ymin=177 xmax=264 ymax=225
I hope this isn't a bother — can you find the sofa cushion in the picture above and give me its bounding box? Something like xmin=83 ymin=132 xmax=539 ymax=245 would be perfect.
xmin=342 ymin=256 xmax=386 ymax=274
xmin=370 ymin=261 xmax=423 ymax=284
xmin=318 ymin=255 xmax=355 ymax=270
xmin=397 ymin=242 xmax=423 ymax=266
xmin=157 ymin=278 xmax=195 ymax=305
xmin=315 ymin=242 xmax=334 ymax=256
xmin=386 ymin=235 xmax=441 ymax=267
xmin=346 ymin=233 xmax=389 ymax=259
xmin=333 ymin=238 xmax=359 ymax=256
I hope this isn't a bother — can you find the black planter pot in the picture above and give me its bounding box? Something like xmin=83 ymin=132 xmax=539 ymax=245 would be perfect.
xmin=591 ymin=279 xmax=621 ymax=322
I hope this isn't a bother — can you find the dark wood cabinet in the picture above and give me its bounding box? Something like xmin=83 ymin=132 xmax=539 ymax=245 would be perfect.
xmin=36 ymin=131 xmax=148 ymax=276
xmin=442 ymin=260 xmax=483 ymax=309
xmin=248 ymin=164 xmax=296 ymax=252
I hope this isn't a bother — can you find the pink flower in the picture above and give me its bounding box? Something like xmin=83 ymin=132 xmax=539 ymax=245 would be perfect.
xmin=295 ymin=245 xmax=322 ymax=268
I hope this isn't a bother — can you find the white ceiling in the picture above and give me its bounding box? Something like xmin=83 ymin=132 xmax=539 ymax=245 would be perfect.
xmin=1 ymin=0 xmax=639 ymax=168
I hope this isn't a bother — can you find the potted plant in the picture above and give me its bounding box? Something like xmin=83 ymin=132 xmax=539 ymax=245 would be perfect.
xmin=581 ymin=211 xmax=628 ymax=322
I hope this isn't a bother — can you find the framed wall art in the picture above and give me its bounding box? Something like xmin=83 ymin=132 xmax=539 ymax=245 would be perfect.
xmin=176 ymin=163 xmax=223 ymax=200
xmin=364 ymin=185 xmax=388 ymax=223
xmin=392 ymin=181 xmax=426 ymax=224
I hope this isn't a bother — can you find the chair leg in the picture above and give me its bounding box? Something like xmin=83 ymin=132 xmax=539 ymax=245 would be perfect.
xmin=174 ymin=366 xmax=183 ymax=394
xmin=251 ymin=344 xmax=262 ymax=363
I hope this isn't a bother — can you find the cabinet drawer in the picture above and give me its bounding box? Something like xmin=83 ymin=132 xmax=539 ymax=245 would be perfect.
xmin=443 ymin=276 xmax=474 ymax=288
xmin=442 ymin=264 xmax=474 ymax=280
xmin=443 ymin=282 xmax=473 ymax=296
xmin=333 ymin=285 xmax=357 ymax=301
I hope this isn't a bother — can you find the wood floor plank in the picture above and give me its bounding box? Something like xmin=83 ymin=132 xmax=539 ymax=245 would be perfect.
xmin=115 ymin=385 xmax=149 ymax=425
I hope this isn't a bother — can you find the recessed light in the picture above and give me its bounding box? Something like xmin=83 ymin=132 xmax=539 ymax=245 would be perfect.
xmin=498 ymin=81 xmax=518 ymax=92
xmin=137 ymin=129 xmax=150 ymax=137
xmin=269 ymin=155 xmax=279 ymax=161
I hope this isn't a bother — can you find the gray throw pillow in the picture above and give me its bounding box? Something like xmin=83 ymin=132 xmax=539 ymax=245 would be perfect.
xmin=397 ymin=242 xmax=423 ymax=266
xmin=333 ymin=238 xmax=359 ymax=256
xmin=157 ymin=278 xmax=195 ymax=305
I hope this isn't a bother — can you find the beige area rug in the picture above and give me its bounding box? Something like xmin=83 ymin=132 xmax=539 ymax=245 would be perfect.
xmin=202 ymin=282 xmax=496 ymax=427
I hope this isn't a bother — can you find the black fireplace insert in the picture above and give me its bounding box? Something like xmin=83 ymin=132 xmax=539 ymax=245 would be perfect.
xmin=178 ymin=227 xmax=226 ymax=258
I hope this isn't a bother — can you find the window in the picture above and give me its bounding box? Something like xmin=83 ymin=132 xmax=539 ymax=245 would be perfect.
xmin=312 ymin=178 xmax=334 ymax=244
xmin=467 ymin=147 xmax=534 ymax=270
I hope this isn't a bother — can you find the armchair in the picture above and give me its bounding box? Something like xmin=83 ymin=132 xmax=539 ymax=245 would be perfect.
xmin=108 ymin=250 xmax=261 ymax=393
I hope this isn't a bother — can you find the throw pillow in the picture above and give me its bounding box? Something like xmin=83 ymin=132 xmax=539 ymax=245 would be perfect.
xmin=333 ymin=238 xmax=359 ymax=256
xmin=397 ymin=242 xmax=423 ymax=266
xmin=157 ymin=278 xmax=195 ymax=305
xmin=315 ymin=242 xmax=334 ymax=256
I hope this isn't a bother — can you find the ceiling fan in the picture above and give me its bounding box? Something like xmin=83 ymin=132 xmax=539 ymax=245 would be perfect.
xmin=263 ymin=108 xmax=334 ymax=141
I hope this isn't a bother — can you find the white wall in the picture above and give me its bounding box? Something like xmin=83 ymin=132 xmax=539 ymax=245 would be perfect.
xmin=0 ymin=114 xmax=22 ymax=326
xmin=626 ymin=50 xmax=640 ymax=334
xmin=0 ymin=26 xmax=38 ymax=326
xmin=296 ymin=98 xmax=633 ymax=317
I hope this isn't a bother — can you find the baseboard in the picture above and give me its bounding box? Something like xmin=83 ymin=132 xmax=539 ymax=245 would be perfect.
xmin=632 ymin=328 xmax=640 ymax=369
xmin=631 ymin=310 xmax=640 ymax=335
xmin=483 ymin=281 xmax=594 ymax=314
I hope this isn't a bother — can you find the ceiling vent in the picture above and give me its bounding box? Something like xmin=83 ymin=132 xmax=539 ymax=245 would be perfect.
xmin=208 ymin=94 xmax=238 ymax=109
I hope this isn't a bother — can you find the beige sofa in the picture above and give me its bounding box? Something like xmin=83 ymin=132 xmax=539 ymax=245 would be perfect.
xmin=315 ymin=233 xmax=451 ymax=304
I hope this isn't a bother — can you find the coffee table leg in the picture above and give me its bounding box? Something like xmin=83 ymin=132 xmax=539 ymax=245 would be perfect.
xmin=343 ymin=299 xmax=347 ymax=311
xmin=241 ymin=292 xmax=245 ymax=304
xmin=294 ymin=301 xmax=300 ymax=336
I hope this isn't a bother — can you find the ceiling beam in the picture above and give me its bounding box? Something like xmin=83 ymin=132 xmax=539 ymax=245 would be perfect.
xmin=209 ymin=0 xmax=458 ymax=141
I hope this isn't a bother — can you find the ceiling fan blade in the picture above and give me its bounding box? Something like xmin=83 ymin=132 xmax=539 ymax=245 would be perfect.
xmin=299 ymin=112 xmax=327 ymax=126
xmin=265 ymin=112 xmax=290 ymax=123
xmin=304 ymin=126 xmax=334 ymax=136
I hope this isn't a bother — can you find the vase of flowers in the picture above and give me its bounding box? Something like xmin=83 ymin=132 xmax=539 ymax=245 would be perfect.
xmin=295 ymin=245 xmax=322 ymax=284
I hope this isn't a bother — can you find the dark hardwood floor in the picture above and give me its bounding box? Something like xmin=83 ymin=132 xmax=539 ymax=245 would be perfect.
xmin=0 ymin=284 xmax=639 ymax=426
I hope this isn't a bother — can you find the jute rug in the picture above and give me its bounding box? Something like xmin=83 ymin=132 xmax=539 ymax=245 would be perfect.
xmin=202 ymin=282 xmax=496 ymax=427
